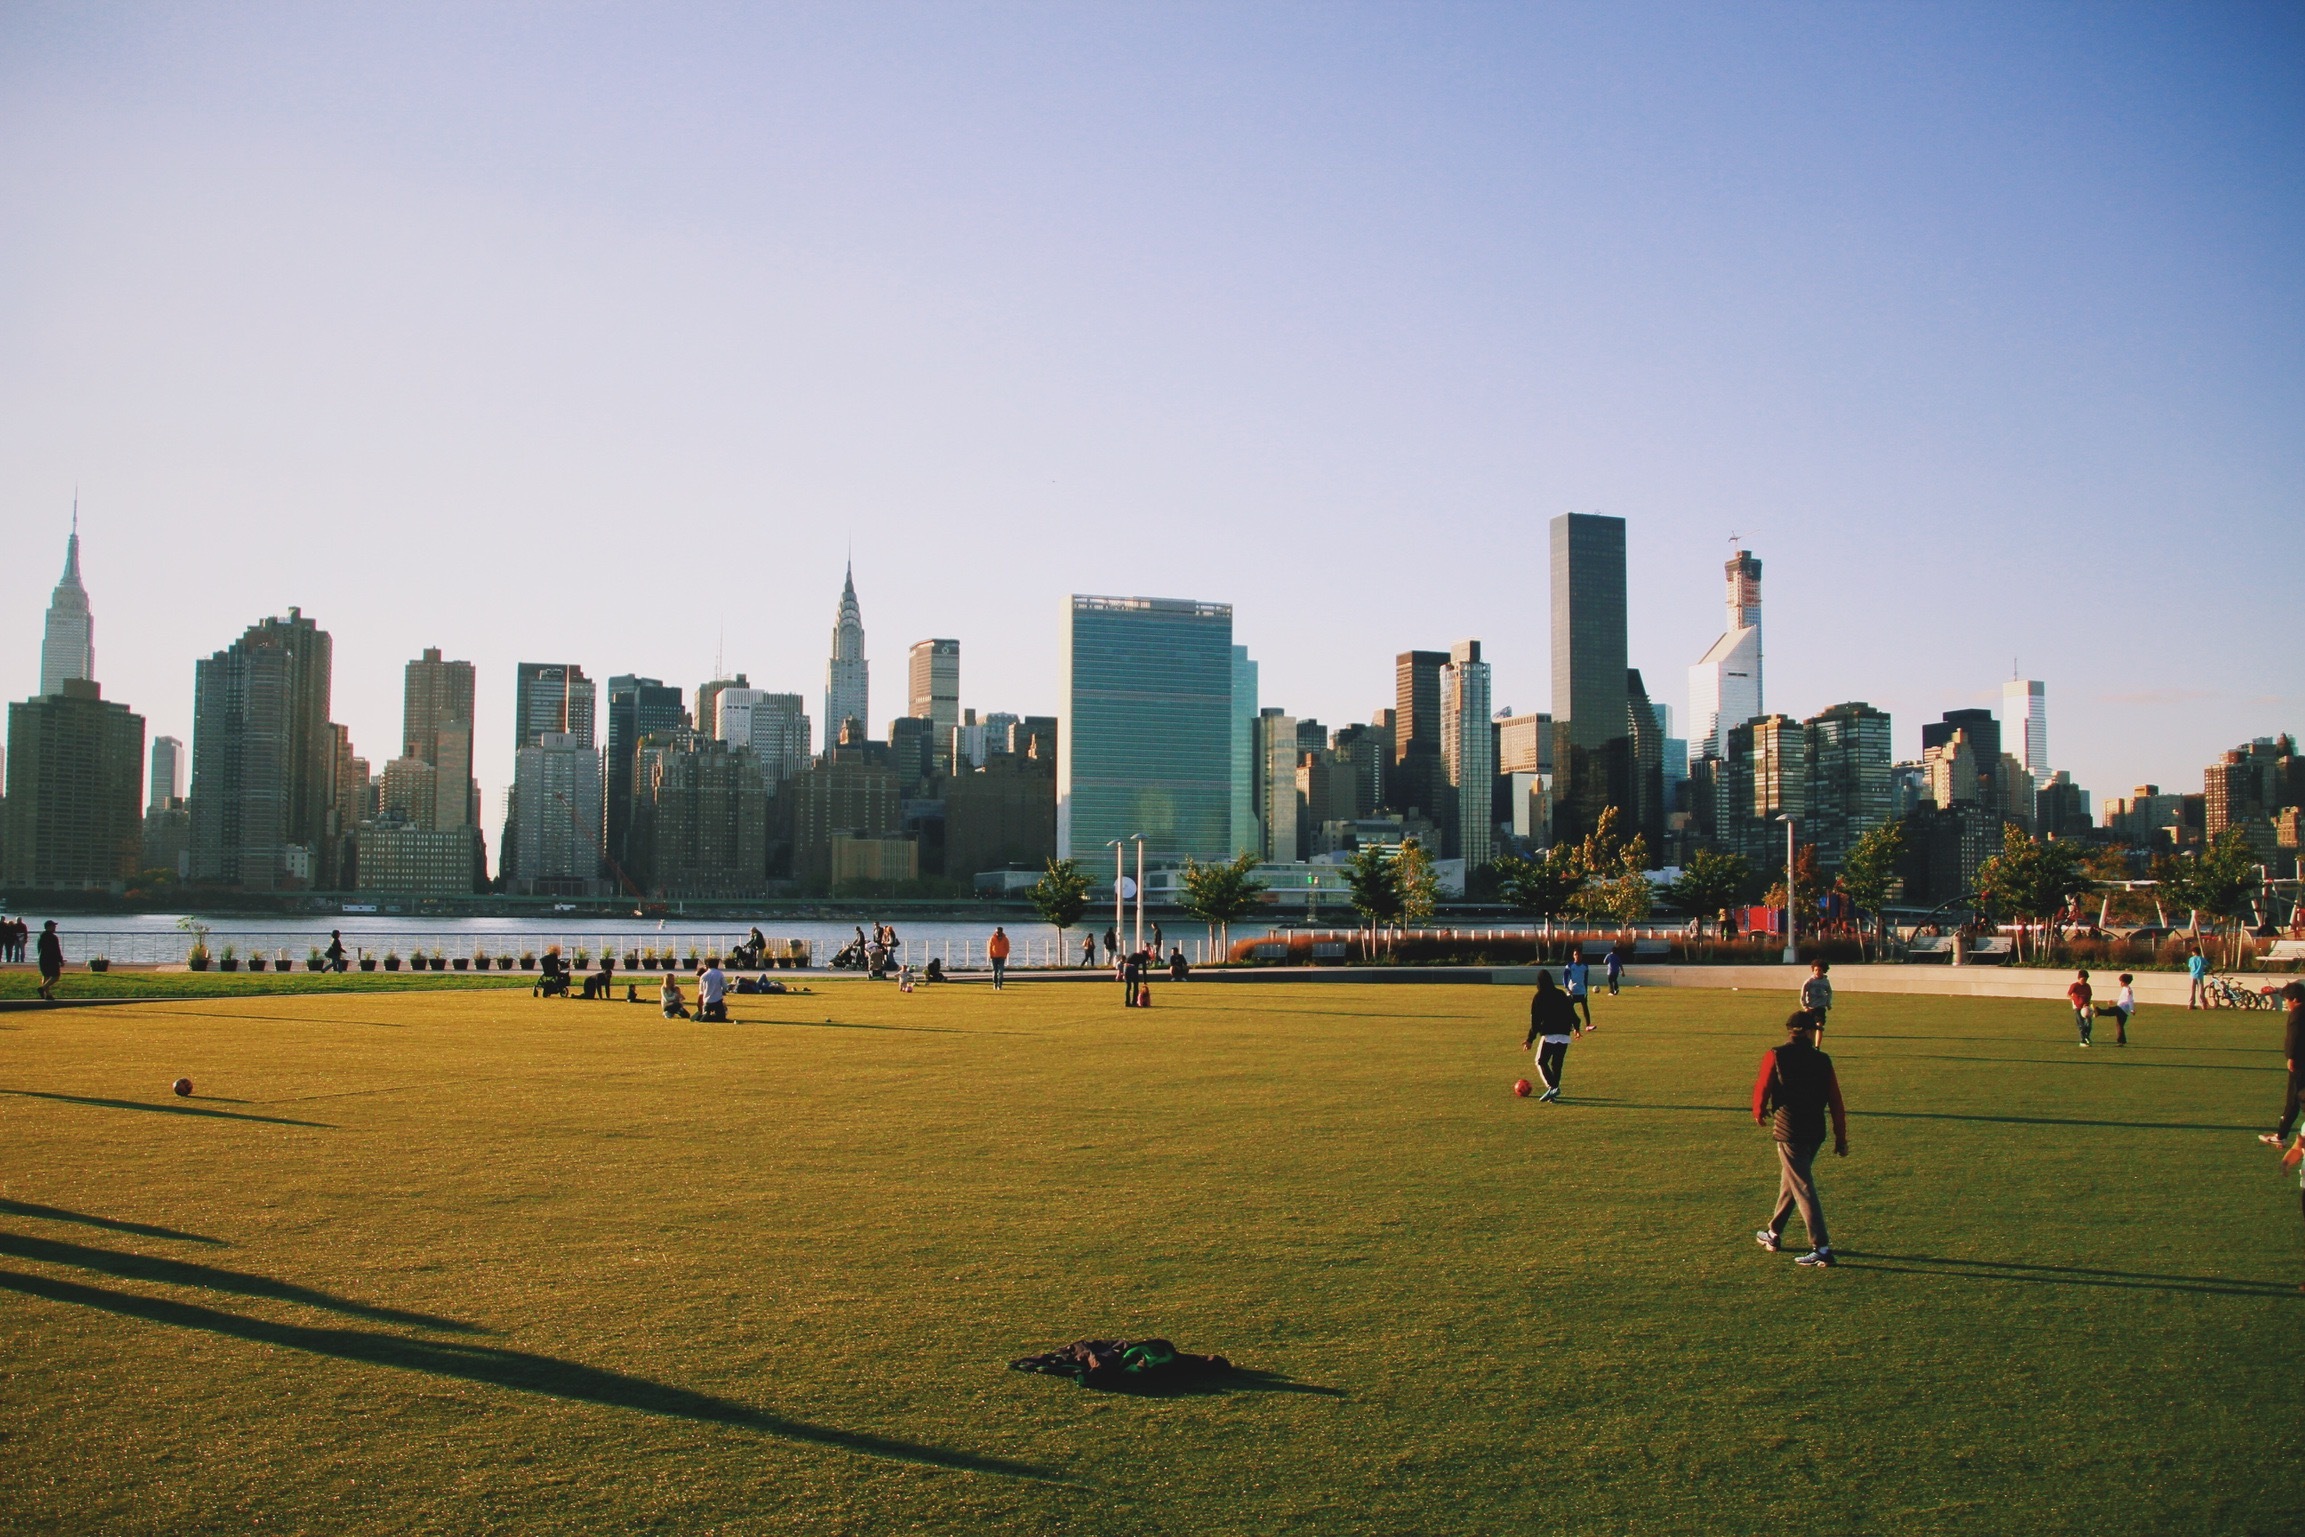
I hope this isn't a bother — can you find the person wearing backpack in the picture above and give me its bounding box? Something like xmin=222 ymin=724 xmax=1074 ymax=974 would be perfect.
xmin=1752 ymin=1009 xmax=1848 ymax=1268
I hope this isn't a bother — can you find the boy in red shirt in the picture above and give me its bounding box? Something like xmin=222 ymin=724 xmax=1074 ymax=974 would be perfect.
xmin=2068 ymin=969 xmax=2095 ymax=1048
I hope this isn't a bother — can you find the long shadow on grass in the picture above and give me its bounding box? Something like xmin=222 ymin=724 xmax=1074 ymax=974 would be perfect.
xmin=0 ymin=1089 xmax=332 ymax=1128
xmin=765 ymin=1018 xmax=968 ymax=1035
xmin=1834 ymin=1252 xmax=2298 ymax=1299
xmin=0 ymin=1268 xmax=1072 ymax=1484
xmin=144 ymin=1008 xmax=411 ymax=1030
xmin=0 ymin=1199 xmax=224 ymax=1245
xmin=1088 ymin=1369 xmax=1348 ymax=1400
xmin=1893 ymin=1054 xmax=2281 ymax=1075
xmin=0 ymin=1231 xmax=481 ymax=1332
xmin=1573 ymin=1100 xmax=2254 ymax=1133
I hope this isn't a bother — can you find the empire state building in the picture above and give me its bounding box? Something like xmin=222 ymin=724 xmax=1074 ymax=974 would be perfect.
xmin=41 ymin=511 xmax=95 ymax=697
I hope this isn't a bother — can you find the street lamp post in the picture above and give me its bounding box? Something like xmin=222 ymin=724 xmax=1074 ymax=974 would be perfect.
xmin=1778 ymin=813 xmax=1799 ymax=965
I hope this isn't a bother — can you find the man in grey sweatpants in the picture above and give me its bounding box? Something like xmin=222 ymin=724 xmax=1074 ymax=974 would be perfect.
xmin=1752 ymin=1010 xmax=1849 ymax=1267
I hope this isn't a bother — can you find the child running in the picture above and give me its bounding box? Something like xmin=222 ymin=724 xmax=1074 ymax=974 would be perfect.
xmin=1521 ymin=970 xmax=1583 ymax=1102
xmin=2109 ymin=973 xmax=2136 ymax=1047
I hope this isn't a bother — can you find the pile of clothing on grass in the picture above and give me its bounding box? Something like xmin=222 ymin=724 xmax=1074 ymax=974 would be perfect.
xmin=1009 ymin=1338 xmax=1232 ymax=1390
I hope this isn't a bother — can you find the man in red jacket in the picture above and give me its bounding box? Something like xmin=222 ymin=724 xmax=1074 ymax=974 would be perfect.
xmin=1752 ymin=1009 xmax=1848 ymax=1268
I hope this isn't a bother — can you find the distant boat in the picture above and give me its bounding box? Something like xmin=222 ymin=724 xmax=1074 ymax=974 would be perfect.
xmin=341 ymin=903 xmax=379 ymax=914
xmin=553 ymin=903 xmax=578 ymax=912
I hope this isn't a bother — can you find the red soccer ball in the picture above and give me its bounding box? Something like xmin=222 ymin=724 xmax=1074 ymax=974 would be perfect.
xmin=1513 ymin=1078 xmax=1532 ymax=1098
xmin=172 ymin=1078 xmax=193 ymax=1098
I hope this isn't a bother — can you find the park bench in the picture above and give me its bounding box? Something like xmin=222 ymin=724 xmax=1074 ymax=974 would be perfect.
xmin=1251 ymin=943 xmax=1289 ymax=961
xmin=1905 ymin=936 xmax=1955 ymax=962
xmin=1966 ymin=936 xmax=2014 ymax=964
xmin=1310 ymin=942 xmax=1349 ymax=963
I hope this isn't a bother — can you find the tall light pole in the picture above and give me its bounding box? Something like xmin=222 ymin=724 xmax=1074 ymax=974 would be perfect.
xmin=1778 ymin=813 xmax=1799 ymax=965
xmin=1133 ymin=837 xmax=1146 ymax=955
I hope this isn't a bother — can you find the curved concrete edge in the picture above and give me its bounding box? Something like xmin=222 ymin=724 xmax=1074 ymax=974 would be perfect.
xmin=958 ymin=963 xmax=2278 ymax=1007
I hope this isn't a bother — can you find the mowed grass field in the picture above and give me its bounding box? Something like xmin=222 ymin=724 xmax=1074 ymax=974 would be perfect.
xmin=2 ymin=978 xmax=2299 ymax=1535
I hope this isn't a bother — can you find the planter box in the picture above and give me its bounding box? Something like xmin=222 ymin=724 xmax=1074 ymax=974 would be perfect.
xmin=521 ymin=958 xmax=536 ymax=970
xmin=88 ymin=958 xmax=110 ymax=973
xmin=453 ymin=958 xmax=470 ymax=971
xmin=248 ymin=957 xmax=268 ymax=972
xmin=359 ymin=959 xmax=377 ymax=971
xmin=383 ymin=958 xmax=401 ymax=972
xmin=220 ymin=959 xmax=240 ymax=972
xmin=188 ymin=957 xmax=210 ymax=972
xmin=307 ymin=959 xmax=325 ymax=972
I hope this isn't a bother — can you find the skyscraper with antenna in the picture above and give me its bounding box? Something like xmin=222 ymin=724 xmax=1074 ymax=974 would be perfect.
xmin=1688 ymin=543 xmax=1762 ymax=763
xmin=40 ymin=500 xmax=96 ymax=697
xmin=825 ymin=563 xmax=870 ymax=742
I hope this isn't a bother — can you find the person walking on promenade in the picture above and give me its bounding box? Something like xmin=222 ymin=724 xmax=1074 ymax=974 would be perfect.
xmin=1564 ymin=954 xmax=1593 ymax=1029
xmin=1752 ymin=1009 xmax=1848 ymax=1268
xmin=1604 ymin=943 xmax=1625 ymax=997
xmin=2188 ymin=945 xmax=2209 ymax=1009
xmin=988 ymin=926 xmax=1011 ymax=990
xmin=1800 ymin=961 xmax=1833 ymax=1035
xmin=2109 ymin=973 xmax=2136 ymax=1047
xmin=325 ymin=931 xmax=348 ymax=973
xmin=1521 ymin=970 xmax=1582 ymax=1102
xmin=1080 ymin=932 xmax=1096 ymax=968
xmin=35 ymin=920 xmax=64 ymax=1001
xmin=2069 ymin=969 xmax=2095 ymax=1048
xmin=2258 ymin=982 xmax=2305 ymax=1148
xmin=1104 ymin=926 xmax=1120 ymax=965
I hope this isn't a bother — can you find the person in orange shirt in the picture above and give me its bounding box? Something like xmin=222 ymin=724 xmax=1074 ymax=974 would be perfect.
xmin=2068 ymin=968 xmax=2095 ymax=1048
xmin=988 ymin=926 xmax=1012 ymax=990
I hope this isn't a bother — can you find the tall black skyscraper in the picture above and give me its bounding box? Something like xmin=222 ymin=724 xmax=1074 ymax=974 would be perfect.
xmin=1389 ymin=649 xmax=1449 ymax=819
xmin=604 ymin=675 xmax=686 ymax=878
xmin=1550 ymin=512 xmax=1629 ymax=845
xmin=188 ymin=608 xmax=340 ymax=890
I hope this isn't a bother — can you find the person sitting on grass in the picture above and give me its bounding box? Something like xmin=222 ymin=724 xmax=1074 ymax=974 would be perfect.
xmin=1169 ymin=947 xmax=1190 ymax=982
xmin=661 ymin=973 xmax=689 ymax=1019
xmin=698 ymin=961 xmax=728 ymax=1022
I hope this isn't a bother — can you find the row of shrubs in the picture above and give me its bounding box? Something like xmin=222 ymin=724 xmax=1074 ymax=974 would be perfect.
xmin=1222 ymin=931 xmax=2299 ymax=971
xmin=181 ymin=947 xmax=809 ymax=973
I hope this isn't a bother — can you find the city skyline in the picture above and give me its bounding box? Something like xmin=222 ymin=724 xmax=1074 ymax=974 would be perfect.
xmin=3 ymin=8 xmax=2299 ymax=825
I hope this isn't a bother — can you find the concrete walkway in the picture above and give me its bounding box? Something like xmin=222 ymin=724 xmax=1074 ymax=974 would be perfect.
xmin=969 ymin=963 xmax=2272 ymax=1007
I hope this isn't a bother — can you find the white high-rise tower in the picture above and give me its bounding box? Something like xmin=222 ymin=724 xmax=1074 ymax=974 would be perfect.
xmin=2004 ymin=677 xmax=2049 ymax=788
xmin=40 ymin=506 xmax=96 ymax=696
xmin=825 ymin=563 xmax=869 ymax=742
xmin=1688 ymin=547 xmax=1762 ymax=761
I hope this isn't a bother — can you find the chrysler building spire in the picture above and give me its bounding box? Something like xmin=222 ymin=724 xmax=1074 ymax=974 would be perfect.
xmin=825 ymin=562 xmax=869 ymax=742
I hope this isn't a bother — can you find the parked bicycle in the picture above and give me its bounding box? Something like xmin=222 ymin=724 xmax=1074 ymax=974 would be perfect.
xmin=2202 ymin=973 xmax=2277 ymax=1010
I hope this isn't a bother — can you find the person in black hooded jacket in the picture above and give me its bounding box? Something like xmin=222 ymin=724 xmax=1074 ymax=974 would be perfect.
xmin=1521 ymin=970 xmax=1583 ymax=1102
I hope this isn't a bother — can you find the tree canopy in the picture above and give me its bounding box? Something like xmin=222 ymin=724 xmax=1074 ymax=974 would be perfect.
xmin=1025 ymin=858 xmax=1091 ymax=935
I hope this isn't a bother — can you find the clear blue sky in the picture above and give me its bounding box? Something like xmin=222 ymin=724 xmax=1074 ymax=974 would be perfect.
xmin=3 ymin=3 xmax=2298 ymax=821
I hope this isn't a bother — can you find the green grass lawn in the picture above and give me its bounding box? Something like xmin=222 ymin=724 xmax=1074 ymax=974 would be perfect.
xmin=1 ymin=981 xmax=2298 ymax=1535
xmin=0 ymin=969 xmax=538 ymax=1002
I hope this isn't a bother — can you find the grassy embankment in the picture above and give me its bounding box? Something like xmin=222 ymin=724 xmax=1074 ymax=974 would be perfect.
xmin=2 ymin=980 xmax=2298 ymax=1534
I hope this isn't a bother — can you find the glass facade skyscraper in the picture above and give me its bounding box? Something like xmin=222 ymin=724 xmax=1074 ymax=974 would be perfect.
xmin=1550 ymin=512 xmax=1629 ymax=845
xmin=1059 ymin=595 xmax=1234 ymax=861
xmin=1230 ymin=644 xmax=1259 ymax=857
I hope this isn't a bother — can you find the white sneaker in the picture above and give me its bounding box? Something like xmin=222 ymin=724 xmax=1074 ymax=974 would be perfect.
xmin=1755 ymin=1230 xmax=1781 ymax=1252
xmin=1794 ymin=1248 xmax=1835 ymax=1268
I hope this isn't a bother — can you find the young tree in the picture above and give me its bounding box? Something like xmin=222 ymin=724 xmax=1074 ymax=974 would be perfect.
xmin=1668 ymin=848 xmax=1752 ymax=947
xmin=1975 ymin=826 xmax=2089 ymax=962
xmin=1834 ymin=821 xmax=1904 ymax=958
xmin=1394 ymin=837 xmax=1441 ymax=925
xmin=1177 ymin=850 xmax=1269 ymax=962
xmin=1343 ymin=842 xmax=1405 ymax=949
xmin=1494 ymin=846 xmax=1587 ymax=957
xmin=1564 ymin=807 xmax=1650 ymax=928
xmin=1025 ymin=858 xmax=1091 ymax=967
xmin=2159 ymin=828 xmax=2262 ymax=967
